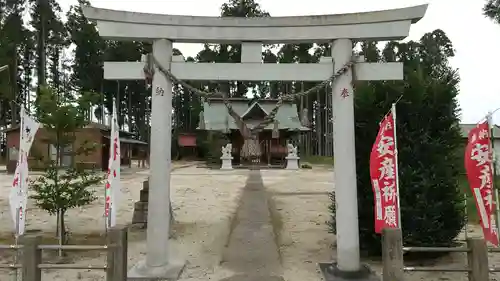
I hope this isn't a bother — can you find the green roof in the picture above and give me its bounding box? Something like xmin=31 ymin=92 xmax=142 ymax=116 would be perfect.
xmin=199 ymin=98 xmax=309 ymax=131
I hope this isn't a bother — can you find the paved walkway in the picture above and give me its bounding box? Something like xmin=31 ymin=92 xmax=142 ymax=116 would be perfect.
xmin=221 ymin=170 xmax=284 ymax=281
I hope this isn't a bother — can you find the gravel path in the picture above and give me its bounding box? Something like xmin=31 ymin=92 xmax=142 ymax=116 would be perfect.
xmin=220 ymin=170 xmax=284 ymax=281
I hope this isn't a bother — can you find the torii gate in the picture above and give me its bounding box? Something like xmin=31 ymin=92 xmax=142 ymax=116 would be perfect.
xmin=83 ymin=5 xmax=427 ymax=280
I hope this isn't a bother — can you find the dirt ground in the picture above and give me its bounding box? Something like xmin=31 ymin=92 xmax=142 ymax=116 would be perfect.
xmin=0 ymin=164 xmax=496 ymax=281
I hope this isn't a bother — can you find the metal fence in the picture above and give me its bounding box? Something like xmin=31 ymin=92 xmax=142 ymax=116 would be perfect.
xmin=382 ymin=228 xmax=499 ymax=281
xmin=0 ymin=226 xmax=127 ymax=281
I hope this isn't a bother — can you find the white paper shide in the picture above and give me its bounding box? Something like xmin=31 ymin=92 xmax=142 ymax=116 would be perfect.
xmin=9 ymin=107 xmax=40 ymax=235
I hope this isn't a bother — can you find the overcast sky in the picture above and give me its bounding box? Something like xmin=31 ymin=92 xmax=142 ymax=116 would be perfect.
xmin=58 ymin=0 xmax=500 ymax=124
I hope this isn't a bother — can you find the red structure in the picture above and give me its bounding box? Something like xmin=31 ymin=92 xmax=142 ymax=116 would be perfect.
xmin=178 ymin=133 xmax=196 ymax=147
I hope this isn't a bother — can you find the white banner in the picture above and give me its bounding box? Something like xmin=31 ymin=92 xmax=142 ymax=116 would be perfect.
xmin=9 ymin=153 xmax=28 ymax=235
xmin=20 ymin=108 xmax=40 ymax=153
xmin=104 ymin=99 xmax=121 ymax=227
xmin=9 ymin=107 xmax=40 ymax=235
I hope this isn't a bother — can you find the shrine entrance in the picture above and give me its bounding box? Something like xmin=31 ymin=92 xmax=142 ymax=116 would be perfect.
xmin=232 ymin=132 xmax=288 ymax=168
xmin=200 ymin=97 xmax=304 ymax=168
xmin=83 ymin=4 xmax=427 ymax=280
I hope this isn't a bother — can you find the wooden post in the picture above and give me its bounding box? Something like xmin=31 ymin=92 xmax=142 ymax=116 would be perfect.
xmin=107 ymin=226 xmax=128 ymax=281
xmin=382 ymin=228 xmax=404 ymax=281
xmin=106 ymin=230 xmax=115 ymax=281
xmin=22 ymin=235 xmax=42 ymax=281
xmin=128 ymin=144 xmax=132 ymax=168
xmin=467 ymin=238 xmax=489 ymax=281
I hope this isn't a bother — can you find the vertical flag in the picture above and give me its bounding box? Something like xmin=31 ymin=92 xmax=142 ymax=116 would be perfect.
xmin=9 ymin=153 xmax=28 ymax=235
xmin=464 ymin=121 xmax=499 ymax=246
xmin=369 ymin=105 xmax=401 ymax=233
xmin=19 ymin=108 xmax=40 ymax=153
xmin=8 ymin=107 xmax=40 ymax=235
xmin=104 ymin=99 xmax=121 ymax=228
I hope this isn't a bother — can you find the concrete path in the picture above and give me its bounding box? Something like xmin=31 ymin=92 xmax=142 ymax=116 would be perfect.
xmin=220 ymin=170 xmax=284 ymax=281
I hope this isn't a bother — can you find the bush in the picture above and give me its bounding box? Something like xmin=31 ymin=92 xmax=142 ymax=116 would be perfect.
xmin=329 ymin=31 xmax=465 ymax=255
xmin=302 ymin=155 xmax=334 ymax=166
xmin=171 ymin=131 xmax=180 ymax=160
xmin=201 ymin=131 xmax=227 ymax=166
xmin=301 ymin=162 xmax=313 ymax=169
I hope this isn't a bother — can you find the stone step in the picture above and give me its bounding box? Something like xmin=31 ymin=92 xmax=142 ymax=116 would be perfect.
xmin=132 ymin=201 xmax=175 ymax=224
xmin=139 ymin=188 xmax=149 ymax=202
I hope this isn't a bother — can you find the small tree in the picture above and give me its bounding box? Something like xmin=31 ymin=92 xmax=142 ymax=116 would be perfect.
xmin=30 ymin=86 xmax=102 ymax=243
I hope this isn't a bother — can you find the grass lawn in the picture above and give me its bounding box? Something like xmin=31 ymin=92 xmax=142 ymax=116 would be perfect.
xmin=460 ymin=174 xmax=500 ymax=224
xmin=302 ymin=155 xmax=334 ymax=166
xmin=459 ymin=174 xmax=479 ymax=223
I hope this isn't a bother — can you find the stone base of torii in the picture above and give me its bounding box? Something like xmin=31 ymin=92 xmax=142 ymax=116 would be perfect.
xmin=129 ymin=179 xmax=183 ymax=280
xmin=319 ymin=263 xmax=380 ymax=281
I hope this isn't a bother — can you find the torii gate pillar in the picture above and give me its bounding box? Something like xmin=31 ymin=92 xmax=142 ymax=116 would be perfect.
xmin=331 ymin=39 xmax=361 ymax=271
xmin=127 ymin=38 xmax=186 ymax=280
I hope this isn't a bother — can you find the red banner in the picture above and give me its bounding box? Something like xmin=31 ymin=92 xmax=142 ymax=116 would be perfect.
xmin=465 ymin=121 xmax=499 ymax=246
xmin=370 ymin=112 xmax=400 ymax=233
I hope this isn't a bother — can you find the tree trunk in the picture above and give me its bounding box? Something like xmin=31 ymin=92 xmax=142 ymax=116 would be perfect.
xmin=57 ymin=209 xmax=66 ymax=258
xmin=38 ymin=0 xmax=47 ymax=91
xmin=61 ymin=210 xmax=66 ymax=243
xmin=11 ymin=47 xmax=19 ymax=124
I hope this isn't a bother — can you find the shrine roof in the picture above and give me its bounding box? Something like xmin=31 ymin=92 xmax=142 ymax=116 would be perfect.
xmin=199 ymin=98 xmax=309 ymax=131
xmin=103 ymin=135 xmax=147 ymax=145
xmin=3 ymin=122 xmax=135 ymax=136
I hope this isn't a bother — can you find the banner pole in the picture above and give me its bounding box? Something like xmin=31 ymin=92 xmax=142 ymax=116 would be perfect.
xmin=487 ymin=113 xmax=500 ymax=245
xmin=391 ymin=103 xmax=402 ymax=229
xmin=105 ymin=97 xmax=118 ymax=232
xmin=13 ymin=208 xmax=20 ymax=281
xmin=104 ymin=184 xmax=108 ymax=234
xmin=14 ymin=108 xmax=25 ymax=280
xmin=109 ymin=207 xmax=112 ymax=229
xmin=463 ymin=191 xmax=469 ymax=240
